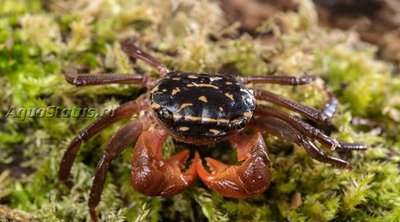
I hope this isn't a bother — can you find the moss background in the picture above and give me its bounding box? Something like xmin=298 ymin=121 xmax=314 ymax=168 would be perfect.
xmin=1 ymin=0 xmax=400 ymax=221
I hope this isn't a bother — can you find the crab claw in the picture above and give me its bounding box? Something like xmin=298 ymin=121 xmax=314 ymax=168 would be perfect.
xmin=131 ymin=131 xmax=199 ymax=197
xmin=197 ymin=133 xmax=271 ymax=198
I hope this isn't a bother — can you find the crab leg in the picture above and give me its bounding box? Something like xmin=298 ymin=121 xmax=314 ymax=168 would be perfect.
xmin=197 ymin=133 xmax=271 ymax=198
xmin=320 ymin=86 xmax=338 ymax=119
xmin=62 ymin=66 xmax=149 ymax=87
xmin=130 ymin=130 xmax=199 ymax=197
xmin=255 ymin=105 xmax=367 ymax=152
xmin=254 ymin=89 xmax=334 ymax=125
xmin=250 ymin=116 xmax=352 ymax=168
xmin=120 ymin=38 xmax=170 ymax=76
xmin=89 ymin=119 xmax=143 ymax=222
xmin=244 ymin=74 xmax=338 ymax=119
xmin=241 ymin=75 xmax=315 ymax=85
xmin=58 ymin=95 xmax=148 ymax=187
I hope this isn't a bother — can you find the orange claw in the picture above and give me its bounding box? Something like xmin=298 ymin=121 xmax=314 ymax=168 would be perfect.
xmin=197 ymin=133 xmax=271 ymax=198
xmin=131 ymin=131 xmax=199 ymax=197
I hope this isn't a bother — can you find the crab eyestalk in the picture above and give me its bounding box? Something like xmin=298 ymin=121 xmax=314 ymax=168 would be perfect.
xmin=196 ymin=133 xmax=271 ymax=198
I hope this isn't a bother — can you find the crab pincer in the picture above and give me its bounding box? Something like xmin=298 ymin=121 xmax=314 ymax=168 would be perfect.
xmin=197 ymin=133 xmax=271 ymax=198
xmin=130 ymin=130 xmax=199 ymax=197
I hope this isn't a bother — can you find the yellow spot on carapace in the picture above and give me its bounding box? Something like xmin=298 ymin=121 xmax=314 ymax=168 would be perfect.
xmin=198 ymin=83 xmax=219 ymax=89
xmin=219 ymin=107 xmax=224 ymax=112
xmin=172 ymin=87 xmax=181 ymax=95
xmin=173 ymin=115 xmax=230 ymax=123
xmin=210 ymin=77 xmax=222 ymax=81
xmin=198 ymin=96 xmax=208 ymax=103
xmin=150 ymin=85 xmax=159 ymax=93
xmin=243 ymin=112 xmax=252 ymax=118
xmin=162 ymin=89 xmax=167 ymax=92
xmin=188 ymin=75 xmax=198 ymax=79
xmin=225 ymin=93 xmax=234 ymax=101
xmin=151 ymin=102 xmax=160 ymax=109
xmin=172 ymin=77 xmax=181 ymax=80
xmin=209 ymin=129 xmax=220 ymax=135
xmin=226 ymin=82 xmax=233 ymax=85
xmin=187 ymin=83 xmax=219 ymax=89
xmin=179 ymin=127 xmax=190 ymax=131
xmin=178 ymin=103 xmax=193 ymax=111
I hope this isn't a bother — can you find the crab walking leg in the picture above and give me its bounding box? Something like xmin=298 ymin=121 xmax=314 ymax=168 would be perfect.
xmin=244 ymin=75 xmax=338 ymax=118
xmin=321 ymin=86 xmax=338 ymax=119
xmin=241 ymin=75 xmax=316 ymax=85
xmin=58 ymin=95 xmax=148 ymax=187
xmin=197 ymin=133 xmax=271 ymax=198
xmin=250 ymin=116 xmax=352 ymax=168
xmin=120 ymin=38 xmax=170 ymax=76
xmin=62 ymin=66 xmax=149 ymax=87
xmin=131 ymin=130 xmax=199 ymax=197
xmin=89 ymin=119 xmax=143 ymax=222
xmin=254 ymin=89 xmax=334 ymax=125
xmin=255 ymin=105 xmax=367 ymax=151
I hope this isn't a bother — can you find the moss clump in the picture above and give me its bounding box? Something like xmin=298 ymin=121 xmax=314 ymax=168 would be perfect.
xmin=1 ymin=0 xmax=400 ymax=221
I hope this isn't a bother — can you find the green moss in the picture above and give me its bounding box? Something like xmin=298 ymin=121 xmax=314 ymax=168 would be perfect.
xmin=1 ymin=0 xmax=400 ymax=221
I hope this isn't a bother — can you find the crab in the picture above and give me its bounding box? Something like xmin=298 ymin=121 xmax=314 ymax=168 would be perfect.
xmin=59 ymin=39 xmax=367 ymax=221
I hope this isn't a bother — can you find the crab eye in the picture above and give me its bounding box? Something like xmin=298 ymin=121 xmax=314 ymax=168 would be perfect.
xmin=156 ymin=108 xmax=174 ymax=125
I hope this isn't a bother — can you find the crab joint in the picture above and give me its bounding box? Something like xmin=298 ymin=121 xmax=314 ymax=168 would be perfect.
xmin=130 ymin=130 xmax=199 ymax=197
xmin=197 ymin=133 xmax=271 ymax=198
